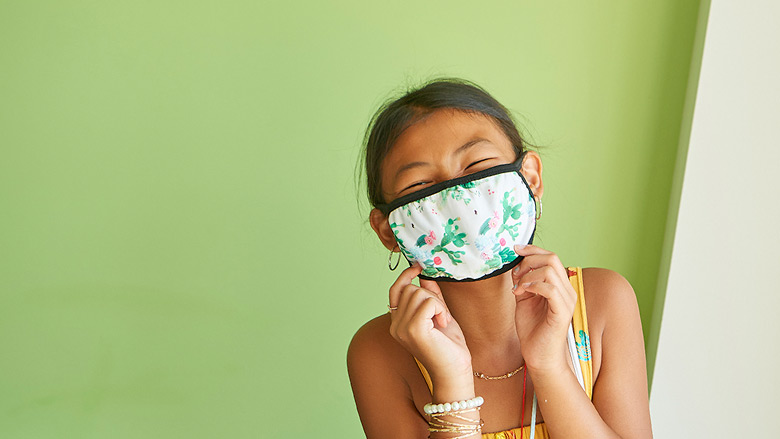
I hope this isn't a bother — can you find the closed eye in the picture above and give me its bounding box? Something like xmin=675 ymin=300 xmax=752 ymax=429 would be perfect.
xmin=398 ymin=158 xmax=496 ymax=195
xmin=401 ymin=181 xmax=430 ymax=193
xmin=465 ymin=158 xmax=494 ymax=169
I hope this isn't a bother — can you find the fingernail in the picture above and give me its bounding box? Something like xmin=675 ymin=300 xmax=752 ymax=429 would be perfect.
xmin=513 ymin=283 xmax=518 ymax=291
xmin=522 ymin=282 xmax=532 ymax=288
xmin=513 ymin=266 xmax=520 ymax=275
xmin=514 ymin=244 xmax=527 ymax=252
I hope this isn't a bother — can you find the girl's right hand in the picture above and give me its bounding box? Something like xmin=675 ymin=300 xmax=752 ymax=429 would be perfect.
xmin=388 ymin=263 xmax=473 ymax=381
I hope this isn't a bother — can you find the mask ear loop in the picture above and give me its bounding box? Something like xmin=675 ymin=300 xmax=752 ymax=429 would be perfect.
xmin=388 ymin=244 xmax=401 ymax=270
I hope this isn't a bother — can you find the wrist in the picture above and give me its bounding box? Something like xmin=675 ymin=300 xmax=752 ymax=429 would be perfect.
xmin=523 ymin=342 xmax=572 ymax=380
xmin=526 ymin=360 xmax=572 ymax=382
xmin=430 ymin=368 xmax=476 ymax=402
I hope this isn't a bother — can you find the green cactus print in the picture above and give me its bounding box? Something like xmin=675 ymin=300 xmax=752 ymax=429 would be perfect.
xmin=400 ymin=203 xmax=425 ymax=217
xmin=434 ymin=217 xmax=467 ymax=264
xmin=440 ymin=217 xmax=467 ymax=247
xmin=483 ymin=246 xmax=516 ymax=270
xmin=437 ymin=181 xmax=477 ymax=206
xmin=421 ymin=264 xmax=454 ymax=277
xmin=472 ymin=190 xmax=528 ymax=272
xmin=478 ymin=192 xmax=526 ymax=239
xmin=410 ymin=218 xmax=469 ymax=277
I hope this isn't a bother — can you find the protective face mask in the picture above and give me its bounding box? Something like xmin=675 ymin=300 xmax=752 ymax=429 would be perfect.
xmin=377 ymin=152 xmax=537 ymax=282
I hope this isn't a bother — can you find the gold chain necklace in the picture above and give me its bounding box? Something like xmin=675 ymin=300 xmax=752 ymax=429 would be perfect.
xmin=473 ymin=362 xmax=525 ymax=380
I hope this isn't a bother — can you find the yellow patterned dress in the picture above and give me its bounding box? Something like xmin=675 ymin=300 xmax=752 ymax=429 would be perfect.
xmin=413 ymin=266 xmax=594 ymax=439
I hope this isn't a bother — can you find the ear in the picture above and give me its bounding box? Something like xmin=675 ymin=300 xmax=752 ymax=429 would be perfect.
xmin=520 ymin=150 xmax=544 ymax=199
xmin=369 ymin=208 xmax=399 ymax=251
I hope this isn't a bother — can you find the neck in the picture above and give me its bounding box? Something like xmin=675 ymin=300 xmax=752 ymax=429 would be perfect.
xmin=439 ymin=272 xmax=523 ymax=371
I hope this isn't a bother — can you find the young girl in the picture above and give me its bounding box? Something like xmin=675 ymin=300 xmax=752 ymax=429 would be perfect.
xmin=347 ymin=78 xmax=653 ymax=439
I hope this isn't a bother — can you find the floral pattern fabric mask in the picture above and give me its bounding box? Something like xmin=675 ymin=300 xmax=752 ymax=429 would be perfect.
xmin=377 ymin=152 xmax=537 ymax=282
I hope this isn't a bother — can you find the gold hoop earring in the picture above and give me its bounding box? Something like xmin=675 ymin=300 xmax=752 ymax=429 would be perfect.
xmin=535 ymin=196 xmax=543 ymax=221
xmin=388 ymin=245 xmax=401 ymax=271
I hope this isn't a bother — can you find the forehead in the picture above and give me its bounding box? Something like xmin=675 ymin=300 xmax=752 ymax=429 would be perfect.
xmin=382 ymin=108 xmax=512 ymax=170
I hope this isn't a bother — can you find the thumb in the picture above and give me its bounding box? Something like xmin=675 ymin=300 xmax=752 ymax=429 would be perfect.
xmin=419 ymin=277 xmax=443 ymax=300
xmin=510 ymin=263 xmax=524 ymax=290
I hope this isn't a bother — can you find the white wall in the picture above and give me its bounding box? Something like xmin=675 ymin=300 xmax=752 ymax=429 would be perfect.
xmin=649 ymin=1 xmax=780 ymax=437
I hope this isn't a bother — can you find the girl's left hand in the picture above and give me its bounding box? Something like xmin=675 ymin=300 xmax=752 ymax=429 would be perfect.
xmin=510 ymin=244 xmax=578 ymax=375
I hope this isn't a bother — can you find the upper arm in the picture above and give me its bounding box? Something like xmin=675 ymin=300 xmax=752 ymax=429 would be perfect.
xmin=347 ymin=316 xmax=428 ymax=439
xmin=583 ymin=268 xmax=653 ymax=439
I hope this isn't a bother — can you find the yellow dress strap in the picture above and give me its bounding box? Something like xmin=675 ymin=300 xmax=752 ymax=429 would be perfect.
xmin=414 ymin=357 xmax=434 ymax=395
xmin=568 ymin=266 xmax=594 ymax=400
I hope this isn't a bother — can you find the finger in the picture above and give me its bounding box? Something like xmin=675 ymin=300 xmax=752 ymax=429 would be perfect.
xmin=397 ymin=287 xmax=448 ymax=332
xmin=511 ymin=252 xmax=569 ymax=285
xmin=511 ymin=254 xmax=551 ymax=287
xmin=512 ymin=276 xmax=542 ymax=302
xmin=419 ymin=277 xmax=443 ymax=299
xmin=514 ymin=243 xmax=553 ymax=256
xmin=418 ymin=278 xmax=450 ymax=326
xmin=389 ymin=263 xmax=423 ymax=308
xmin=513 ymin=265 xmax=565 ymax=295
xmin=511 ymin=262 xmax=530 ymax=288
xmin=407 ymin=296 xmax=449 ymax=339
xmin=515 ymin=265 xmax=578 ymax=314
xmin=532 ymin=264 xmax=576 ymax=307
xmin=419 ymin=278 xmax=447 ymax=308
xmin=515 ymin=280 xmax=573 ymax=319
xmin=390 ymin=284 xmax=424 ymax=337
xmin=396 ymin=284 xmax=423 ymax=322
xmin=514 ymin=245 xmax=568 ymax=280
xmin=390 ymin=284 xmax=423 ymax=336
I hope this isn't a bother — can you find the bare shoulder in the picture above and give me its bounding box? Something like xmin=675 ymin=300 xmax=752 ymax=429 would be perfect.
xmin=346 ymin=312 xmax=422 ymax=397
xmin=347 ymin=313 xmax=409 ymax=371
xmin=579 ymin=267 xmax=643 ymax=379
xmin=582 ymin=267 xmax=636 ymax=305
xmin=580 ymin=267 xmax=640 ymax=329
xmin=347 ymin=313 xmax=429 ymax=437
xmin=582 ymin=267 xmax=639 ymax=333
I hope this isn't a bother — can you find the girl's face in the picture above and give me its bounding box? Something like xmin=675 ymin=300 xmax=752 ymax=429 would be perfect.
xmin=370 ymin=108 xmax=544 ymax=252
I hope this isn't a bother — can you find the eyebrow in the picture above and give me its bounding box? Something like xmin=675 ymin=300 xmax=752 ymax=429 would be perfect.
xmin=393 ymin=137 xmax=491 ymax=179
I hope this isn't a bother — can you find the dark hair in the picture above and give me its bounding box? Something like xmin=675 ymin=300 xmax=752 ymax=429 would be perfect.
xmin=359 ymin=77 xmax=536 ymax=210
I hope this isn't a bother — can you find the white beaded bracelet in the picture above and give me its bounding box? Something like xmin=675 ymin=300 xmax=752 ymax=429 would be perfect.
xmin=424 ymin=396 xmax=484 ymax=414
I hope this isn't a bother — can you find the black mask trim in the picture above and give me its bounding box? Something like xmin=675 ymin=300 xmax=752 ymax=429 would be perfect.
xmin=376 ymin=151 xmax=531 ymax=216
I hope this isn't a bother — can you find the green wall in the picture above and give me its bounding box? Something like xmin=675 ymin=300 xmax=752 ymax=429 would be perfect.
xmin=0 ymin=1 xmax=700 ymax=436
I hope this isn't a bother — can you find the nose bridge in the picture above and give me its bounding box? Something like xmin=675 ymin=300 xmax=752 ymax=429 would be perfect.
xmin=432 ymin=154 xmax=464 ymax=184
